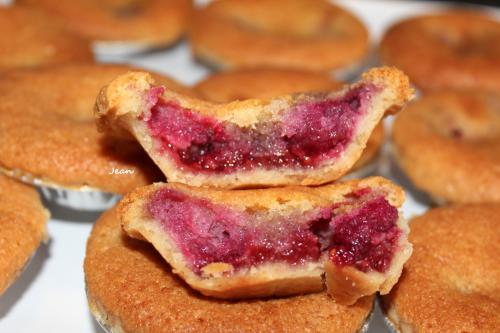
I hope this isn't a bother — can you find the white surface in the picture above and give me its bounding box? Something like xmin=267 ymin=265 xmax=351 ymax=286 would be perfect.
xmin=1 ymin=1 xmax=498 ymax=332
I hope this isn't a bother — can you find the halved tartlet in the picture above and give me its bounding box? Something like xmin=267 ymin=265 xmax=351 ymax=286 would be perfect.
xmin=96 ymin=67 xmax=413 ymax=188
xmin=119 ymin=177 xmax=412 ymax=305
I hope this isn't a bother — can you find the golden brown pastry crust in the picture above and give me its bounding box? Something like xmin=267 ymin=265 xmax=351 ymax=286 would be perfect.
xmin=119 ymin=177 xmax=411 ymax=305
xmin=380 ymin=11 xmax=500 ymax=93
xmin=382 ymin=204 xmax=500 ymax=333
xmin=96 ymin=66 xmax=413 ymax=188
xmin=195 ymin=68 xmax=343 ymax=102
xmin=194 ymin=67 xmax=384 ymax=171
xmin=0 ymin=6 xmax=93 ymax=72
xmin=18 ymin=0 xmax=192 ymax=47
xmin=189 ymin=0 xmax=369 ymax=71
xmin=392 ymin=90 xmax=500 ymax=204
xmin=0 ymin=64 xmax=194 ymax=194
xmin=85 ymin=205 xmax=375 ymax=333
xmin=0 ymin=175 xmax=49 ymax=296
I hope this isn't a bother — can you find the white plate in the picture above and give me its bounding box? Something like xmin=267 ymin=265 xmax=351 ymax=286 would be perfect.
xmin=1 ymin=1 xmax=498 ymax=332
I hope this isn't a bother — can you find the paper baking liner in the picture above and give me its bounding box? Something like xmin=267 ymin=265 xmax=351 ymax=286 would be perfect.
xmin=0 ymin=167 xmax=120 ymax=211
xmin=93 ymin=40 xmax=160 ymax=56
xmin=383 ymin=313 xmax=401 ymax=333
xmin=379 ymin=298 xmax=401 ymax=333
xmin=90 ymin=304 xmax=113 ymax=333
xmin=357 ymin=301 xmax=375 ymax=333
xmin=95 ymin=318 xmax=112 ymax=333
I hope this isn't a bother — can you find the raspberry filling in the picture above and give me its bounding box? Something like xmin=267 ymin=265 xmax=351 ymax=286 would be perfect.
xmin=144 ymin=85 xmax=378 ymax=173
xmin=329 ymin=197 xmax=400 ymax=272
xmin=147 ymin=188 xmax=401 ymax=275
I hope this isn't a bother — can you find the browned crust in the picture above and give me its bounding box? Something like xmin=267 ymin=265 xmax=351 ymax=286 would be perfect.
xmin=95 ymin=66 xmax=413 ymax=188
xmin=392 ymin=90 xmax=500 ymax=203
xmin=380 ymin=10 xmax=500 ymax=93
xmin=189 ymin=0 xmax=368 ymax=71
xmin=85 ymin=205 xmax=375 ymax=333
xmin=0 ymin=5 xmax=93 ymax=72
xmin=194 ymin=68 xmax=384 ymax=171
xmin=118 ymin=176 xmax=411 ymax=304
xmin=0 ymin=63 xmax=195 ymax=194
xmin=18 ymin=0 xmax=192 ymax=46
xmin=194 ymin=68 xmax=343 ymax=102
xmin=0 ymin=175 xmax=49 ymax=296
xmin=382 ymin=204 xmax=500 ymax=333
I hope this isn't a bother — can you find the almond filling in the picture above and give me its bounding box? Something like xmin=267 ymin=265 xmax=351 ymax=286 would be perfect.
xmin=143 ymin=84 xmax=378 ymax=173
xmin=146 ymin=188 xmax=401 ymax=276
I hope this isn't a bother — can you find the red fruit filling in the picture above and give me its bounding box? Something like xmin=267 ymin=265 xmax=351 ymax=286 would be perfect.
xmin=329 ymin=197 xmax=400 ymax=272
xmin=146 ymin=188 xmax=401 ymax=275
xmin=144 ymin=85 xmax=378 ymax=173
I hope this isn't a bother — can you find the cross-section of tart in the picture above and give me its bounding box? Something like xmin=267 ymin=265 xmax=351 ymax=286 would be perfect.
xmin=119 ymin=177 xmax=412 ymax=305
xmin=96 ymin=67 xmax=413 ymax=188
